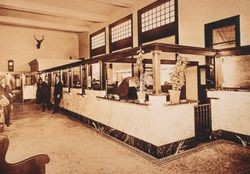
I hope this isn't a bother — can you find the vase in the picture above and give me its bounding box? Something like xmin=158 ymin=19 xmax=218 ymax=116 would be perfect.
xmin=168 ymin=90 xmax=181 ymax=104
xmin=137 ymin=91 xmax=145 ymax=102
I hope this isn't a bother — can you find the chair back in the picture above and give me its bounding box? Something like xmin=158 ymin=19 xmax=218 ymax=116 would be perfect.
xmin=0 ymin=135 xmax=8 ymax=168
xmin=0 ymin=134 xmax=50 ymax=174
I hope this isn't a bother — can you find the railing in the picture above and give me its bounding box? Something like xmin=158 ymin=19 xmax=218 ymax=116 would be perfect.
xmin=194 ymin=104 xmax=212 ymax=138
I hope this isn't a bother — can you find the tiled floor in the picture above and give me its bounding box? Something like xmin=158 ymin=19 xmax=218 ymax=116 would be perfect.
xmin=1 ymin=103 xmax=250 ymax=174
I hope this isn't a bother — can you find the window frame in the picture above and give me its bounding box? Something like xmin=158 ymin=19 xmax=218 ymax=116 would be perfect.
xmin=204 ymin=15 xmax=240 ymax=89
xmin=205 ymin=15 xmax=240 ymax=49
xmin=109 ymin=14 xmax=133 ymax=52
xmin=90 ymin=28 xmax=106 ymax=57
xmin=138 ymin=0 xmax=179 ymax=45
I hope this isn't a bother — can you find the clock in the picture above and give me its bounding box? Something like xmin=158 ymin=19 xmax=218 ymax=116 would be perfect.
xmin=8 ymin=60 xmax=14 ymax=71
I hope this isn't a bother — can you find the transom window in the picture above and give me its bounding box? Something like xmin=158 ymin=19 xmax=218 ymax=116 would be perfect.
xmin=111 ymin=19 xmax=132 ymax=43
xmin=138 ymin=0 xmax=178 ymax=45
xmin=212 ymin=25 xmax=236 ymax=49
xmin=141 ymin=0 xmax=175 ymax=33
xmin=90 ymin=28 xmax=106 ymax=57
xmin=91 ymin=31 xmax=105 ymax=49
xmin=109 ymin=14 xmax=133 ymax=52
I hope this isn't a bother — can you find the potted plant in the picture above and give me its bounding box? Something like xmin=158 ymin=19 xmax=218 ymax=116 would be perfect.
xmin=136 ymin=47 xmax=146 ymax=101
xmin=169 ymin=54 xmax=188 ymax=104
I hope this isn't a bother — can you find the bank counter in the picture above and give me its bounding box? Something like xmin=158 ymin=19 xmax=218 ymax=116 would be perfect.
xmin=37 ymin=42 xmax=250 ymax=158
xmin=40 ymin=43 xmax=219 ymax=158
xmin=60 ymin=89 xmax=197 ymax=158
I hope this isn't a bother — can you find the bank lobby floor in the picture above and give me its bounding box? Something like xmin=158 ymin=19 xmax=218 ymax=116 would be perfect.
xmin=1 ymin=103 xmax=250 ymax=174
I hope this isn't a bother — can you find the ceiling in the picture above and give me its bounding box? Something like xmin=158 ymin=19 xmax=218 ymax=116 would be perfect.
xmin=0 ymin=0 xmax=140 ymax=33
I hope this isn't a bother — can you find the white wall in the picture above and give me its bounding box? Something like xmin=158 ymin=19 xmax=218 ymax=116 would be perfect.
xmin=179 ymin=0 xmax=250 ymax=47
xmin=0 ymin=25 xmax=79 ymax=72
xmin=208 ymin=91 xmax=250 ymax=135
xmin=78 ymin=32 xmax=89 ymax=59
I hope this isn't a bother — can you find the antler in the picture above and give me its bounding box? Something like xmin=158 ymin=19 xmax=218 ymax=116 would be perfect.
xmin=34 ymin=34 xmax=44 ymax=41
xmin=41 ymin=35 xmax=44 ymax=41
xmin=34 ymin=34 xmax=44 ymax=49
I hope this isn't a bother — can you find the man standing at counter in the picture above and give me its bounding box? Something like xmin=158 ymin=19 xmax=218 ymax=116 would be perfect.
xmin=52 ymin=76 xmax=63 ymax=114
xmin=0 ymin=76 xmax=14 ymax=127
xmin=41 ymin=76 xmax=52 ymax=112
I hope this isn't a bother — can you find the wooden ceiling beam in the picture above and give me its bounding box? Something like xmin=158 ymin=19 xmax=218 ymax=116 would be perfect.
xmin=154 ymin=43 xmax=218 ymax=57
xmin=0 ymin=16 xmax=89 ymax=32
xmin=91 ymin=0 xmax=133 ymax=8
xmin=89 ymin=43 xmax=218 ymax=62
xmin=219 ymin=45 xmax=250 ymax=56
xmin=0 ymin=0 xmax=108 ymax=23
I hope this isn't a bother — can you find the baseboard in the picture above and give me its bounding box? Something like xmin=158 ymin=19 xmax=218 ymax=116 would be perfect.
xmin=212 ymin=130 xmax=250 ymax=147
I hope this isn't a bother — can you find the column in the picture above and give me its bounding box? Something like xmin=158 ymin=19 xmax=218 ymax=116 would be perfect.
xmin=99 ymin=61 xmax=103 ymax=90
xmin=79 ymin=65 xmax=83 ymax=88
xmin=214 ymin=53 xmax=223 ymax=89
xmin=152 ymin=50 xmax=162 ymax=95
xmin=85 ymin=64 xmax=90 ymax=89
xmin=68 ymin=68 xmax=72 ymax=92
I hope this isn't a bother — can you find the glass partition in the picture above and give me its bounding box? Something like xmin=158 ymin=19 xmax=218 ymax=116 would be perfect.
xmin=222 ymin=55 xmax=250 ymax=89
xmin=91 ymin=63 xmax=100 ymax=81
xmin=112 ymin=63 xmax=132 ymax=85
xmin=47 ymin=73 xmax=52 ymax=84
xmin=62 ymin=69 xmax=69 ymax=87
xmin=91 ymin=63 xmax=101 ymax=90
xmin=160 ymin=64 xmax=175 ymax=85
xmin=52 ymin=71 xmax=60 ymax=85
xmin=14 ymin=74 xmax=22 ymax=90
xmin=72 ymin=66 xmax=81 ymax=88
xmin=24 ymin=74 xmax=37 ymax=86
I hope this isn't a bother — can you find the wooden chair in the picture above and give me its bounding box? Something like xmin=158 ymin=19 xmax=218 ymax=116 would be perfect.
xmin=0 ymin=134 xmax=50 ymax=174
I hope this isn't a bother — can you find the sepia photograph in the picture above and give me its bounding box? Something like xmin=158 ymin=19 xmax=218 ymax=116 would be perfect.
xmin=0 ymin=0 xmax=249 ymax=173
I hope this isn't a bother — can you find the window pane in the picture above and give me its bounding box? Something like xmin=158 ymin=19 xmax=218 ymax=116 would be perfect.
xmin=111 ymin=19 xmax=132 ymax=43
xmin=140 ymin=1 xmax=175 ymax=32
xmin=170 ymin=0 xmax=174 ymax=6
xmin=212 ymin=25 xmax=236 ymax=49
xmin=91 ymin=31 xmax=105 ymax=49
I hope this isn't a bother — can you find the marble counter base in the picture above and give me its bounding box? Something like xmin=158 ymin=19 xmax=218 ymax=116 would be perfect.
xmin=61 ymin=89 xmax=196 ymax=146
xmin=61 ymin=108 xmax=197 ymax=159
xmin=211 ymin=130 xmax=250 ymax=147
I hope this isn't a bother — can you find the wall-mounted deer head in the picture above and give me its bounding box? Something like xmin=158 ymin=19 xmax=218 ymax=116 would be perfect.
xmin=34 ymin=35 xmax=44 ymax=49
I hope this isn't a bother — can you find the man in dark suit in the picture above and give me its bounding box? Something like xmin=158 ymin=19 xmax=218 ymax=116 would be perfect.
xmin=0 ymin=76 xmax=14 ymax=127
xmin=41 ymin=76 xmax=51 ymax=112
xmin=36 ymin=78 xmax=43 ymax=104
xmin=52 ymin=76 xmax=63 ymax=114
